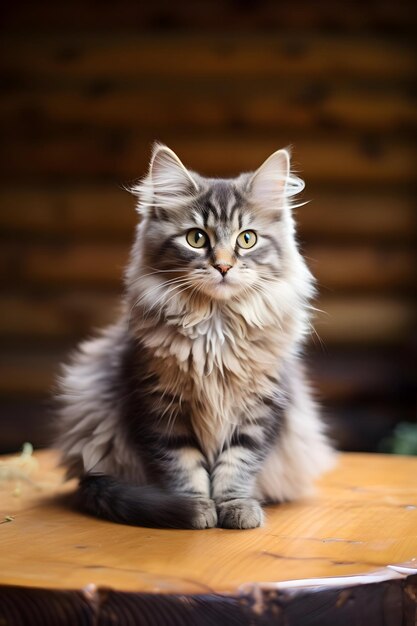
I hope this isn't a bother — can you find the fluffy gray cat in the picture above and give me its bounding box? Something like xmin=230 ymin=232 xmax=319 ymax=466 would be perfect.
xmin=55 ymin=143 xmax=334 ymax=529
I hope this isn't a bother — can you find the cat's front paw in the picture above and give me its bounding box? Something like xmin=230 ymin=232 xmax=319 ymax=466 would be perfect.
xmin=191 ymin=498 xmax=217 ymax=529
xmin=216 ymin=498 xmax=264 ymax=529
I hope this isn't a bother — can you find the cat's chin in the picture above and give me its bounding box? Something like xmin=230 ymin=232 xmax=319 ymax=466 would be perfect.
xmin=201 ymin=279 xmax=242 ymax=301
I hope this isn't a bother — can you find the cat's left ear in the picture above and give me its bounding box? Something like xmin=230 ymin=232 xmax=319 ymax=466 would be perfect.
xmin=249 ymin=149 xmax=291 ymax=210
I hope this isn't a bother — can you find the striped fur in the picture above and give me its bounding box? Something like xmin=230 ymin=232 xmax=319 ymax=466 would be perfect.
xmin=55 ymin=144 xmax=335 ymax=529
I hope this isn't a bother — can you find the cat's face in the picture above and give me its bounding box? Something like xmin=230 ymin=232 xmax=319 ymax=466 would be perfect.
xmin=130 ymin=144 xmax=307 ymax=308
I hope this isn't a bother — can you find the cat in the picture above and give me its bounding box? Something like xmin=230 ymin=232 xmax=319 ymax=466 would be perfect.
xmin=55 ymin=143 xmax=334 ymax=529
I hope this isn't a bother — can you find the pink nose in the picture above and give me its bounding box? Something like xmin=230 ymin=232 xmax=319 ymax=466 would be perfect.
xmin=214 ymin=263 xmax=232 ymax=276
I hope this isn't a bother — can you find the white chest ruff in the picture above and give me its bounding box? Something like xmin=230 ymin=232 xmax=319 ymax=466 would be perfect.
xmin=143 ymin=312 xmax=284 ymax=456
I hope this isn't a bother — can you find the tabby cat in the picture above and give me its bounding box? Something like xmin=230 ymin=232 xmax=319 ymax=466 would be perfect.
xmin=55 ymin=144 xmax=334 ymax=529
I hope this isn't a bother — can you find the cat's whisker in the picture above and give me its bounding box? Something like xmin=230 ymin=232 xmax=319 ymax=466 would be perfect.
xmin=127 ymin=277 xmax=193 ymax=327
xmin=308 ymin=323 xmax=326 ymax=352
xmin=307 ymin=304 xmax=328 ymax=316
xmin=135 ymin=278 xmax=192 ymax=304
xmin=129 ymin=272 xmax=178 ymax=286
xmin=162 ymin=282 xmax=198 ymax=310
xmin=128 ymin=267 xmax=191 ymax=288
xmin=140 ymin=280 xmax=199 ymax=323
xmin=140 ymin=283 xmax=192 ymax=322
xmin=133 ymin=277 xmax=194 ymax=309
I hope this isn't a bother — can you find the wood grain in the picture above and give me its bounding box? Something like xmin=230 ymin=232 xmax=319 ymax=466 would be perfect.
xmin=0 ymin=576 xmax=415 ymax=626
xmin=3 ymin=1 xmax=416 ymax=31
xmin=2 ymin=86 xmax=416 ymax=132
xmin=2 ymin=35 xmax=415 ymax=81
xmin=0 ymin=450 xmax=416 ymax=595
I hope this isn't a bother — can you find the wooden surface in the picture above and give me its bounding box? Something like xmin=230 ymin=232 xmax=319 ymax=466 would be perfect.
xmin=1 ymin=450 xmax=417 ymax=624
xmin=0 ymin=450 xmax=416 ymax=595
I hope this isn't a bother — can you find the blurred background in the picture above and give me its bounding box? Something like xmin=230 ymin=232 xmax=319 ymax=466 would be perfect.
xmin=0 ymin=1 xmax=416 ymax=454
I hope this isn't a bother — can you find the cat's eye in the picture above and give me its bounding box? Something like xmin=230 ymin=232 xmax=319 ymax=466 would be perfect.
xmin=237 ymin=230 xmax=257 ymax=249
xmin=186 ymin=229 xmax=208 ymax=248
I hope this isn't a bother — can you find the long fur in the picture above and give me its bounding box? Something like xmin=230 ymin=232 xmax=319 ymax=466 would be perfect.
xmin=55 ymin=144 xmax=335 ymax=529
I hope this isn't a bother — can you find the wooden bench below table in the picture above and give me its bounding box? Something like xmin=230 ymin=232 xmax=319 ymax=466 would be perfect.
xmin=0 ymin=450 xmax=416 ymax=625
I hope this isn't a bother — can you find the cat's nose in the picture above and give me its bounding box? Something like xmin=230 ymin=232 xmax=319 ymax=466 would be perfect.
xmin=214 ymin=263 xmax=232 ymax=276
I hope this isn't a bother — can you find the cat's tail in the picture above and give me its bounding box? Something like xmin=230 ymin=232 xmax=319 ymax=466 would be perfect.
xmin=76 ymin=473 xmax=196 ymax=529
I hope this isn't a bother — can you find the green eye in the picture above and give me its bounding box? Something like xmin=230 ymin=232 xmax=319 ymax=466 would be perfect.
xmin=237 ymin=230 xmax=257 ymax=249
xmin=186 ymin=229 xmax=208 ymax=248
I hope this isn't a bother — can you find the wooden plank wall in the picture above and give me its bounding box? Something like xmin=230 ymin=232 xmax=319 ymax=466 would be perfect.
xmin=0 ymin=1 xmax=416 ymax=453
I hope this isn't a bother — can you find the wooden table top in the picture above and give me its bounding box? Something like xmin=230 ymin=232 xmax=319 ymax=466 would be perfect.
xmin=1 ymin=450 xmax=416 ymax=596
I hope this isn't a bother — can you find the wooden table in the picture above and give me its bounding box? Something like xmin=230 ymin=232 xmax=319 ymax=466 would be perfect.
xmin=0 ymin=451 xmax=416 ymax=625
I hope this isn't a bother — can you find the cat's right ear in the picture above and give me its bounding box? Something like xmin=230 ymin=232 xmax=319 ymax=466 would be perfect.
xmin=130 ymin=144 xmax=198 ymax=214
xmin=149 ymin=144 xmax=198 ymax=196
